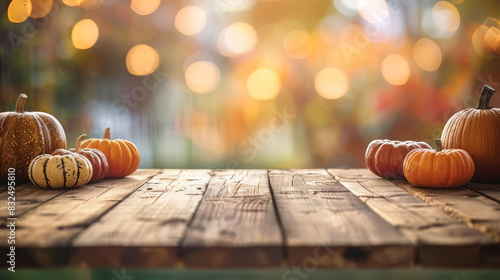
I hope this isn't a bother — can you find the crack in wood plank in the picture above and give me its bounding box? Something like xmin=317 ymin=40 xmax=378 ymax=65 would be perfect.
xmin=329 ymin=168 xmax=499 ymax=267
xmin=181 ymin=170 xmax=283 ymax=268
xmin=270 ymin=169 xmax=413 ymax=268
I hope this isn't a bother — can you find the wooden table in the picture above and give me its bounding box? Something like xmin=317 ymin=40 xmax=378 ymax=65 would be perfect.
xmin=1 ymin=169 xmax=500 ymax=269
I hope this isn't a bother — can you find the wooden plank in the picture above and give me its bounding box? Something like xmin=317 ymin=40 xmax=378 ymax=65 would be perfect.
xmin=181 ymin=170 xmax=283 ymax=268
xmin=0 ymin=183 xmax=69 ymax=220
xmin=0 ymin=182 xmax=32 ymax=197
xmin=392 ymin=179 xmax=500 ymax=245
xmin=0 ymin=169 xmax=160 ymax=267
xmin=467 ymin=183 xmax=500 ymax=204
xmin=71 ymin=169 xmax=211 ymax=268
xmin=269 ymin=169 xmax=414 ymax=268
xmin=329 ymin=169 xmax=498 ymax=268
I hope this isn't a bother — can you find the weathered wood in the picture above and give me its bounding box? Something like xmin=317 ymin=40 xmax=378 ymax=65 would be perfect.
xmin=0 ymin=170 xmax=160 ymax=267
xmin=467 ymin=183 xmax=500 ymax=204
xmin=269 ymin=169 xmax=413 ymax=268
xmin=0 ymin=183 xmax=69 ymax=220
xmin=2 ymin=168 xmax=500 ymax=269
xmin=330 ymin=169 xmax=497 ymax=267
xmin=0 ymin=182 xmax=32 ymax=196
xmin=181 ymin=170 xmax=283 ymax=268
xmin=392 ymin=179 xmax=500 ymax=245
xmin=71 ymin=170 xmax=211 ymax=268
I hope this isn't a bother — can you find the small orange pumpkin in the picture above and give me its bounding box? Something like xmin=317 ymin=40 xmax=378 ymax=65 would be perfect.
xmin=403 ymin=139 xmax=475 ymax=188
xmin=80 ymin=128 xmax=140 ymax=178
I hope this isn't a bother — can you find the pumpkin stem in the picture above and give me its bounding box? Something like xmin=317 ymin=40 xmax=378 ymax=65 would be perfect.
xmin=435 ymin=139 xmax=442 ymax=152
xmin=75 ymin=134 xmax=86 ymax=153
xmin=15 ymin=94 xmax=28 ymax=113
xmin=477 ymin=85 xmax=496 ymax=109
xmin=104 ymin=127 xmax=111 ymax=140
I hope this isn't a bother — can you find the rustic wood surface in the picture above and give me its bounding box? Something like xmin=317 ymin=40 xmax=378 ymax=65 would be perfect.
xmin=1 ymin=169 xmax=499 ymax=268
xmin=71 ymin=169 xmax=211 ymax=268
xmin=181 ymin=170 xmax=282 ymax=268
xmin=329 ymin=169 xmax=497 ymax=267
xmin=268 ymin=169 xmax=413 ymax=268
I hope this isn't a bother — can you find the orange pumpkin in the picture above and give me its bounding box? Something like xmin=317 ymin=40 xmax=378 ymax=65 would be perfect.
xmin=0 ymin=94 xmax=66 ymax=182
xmin=403 ymin=139 xmax=475 ymax=188
xmin=52 ymin=134 xmax=109 ymax=183
xmin=80 ymin=128 xmax=140 ymax=178
xmin=441 ymin=85 xmax=500 ymax=182
xmin=365 ymin=139 xmax=432 ymax=179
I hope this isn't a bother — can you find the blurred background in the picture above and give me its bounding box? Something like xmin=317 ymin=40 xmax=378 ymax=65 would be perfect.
xmin=1 ymin=0 xmax=500 ymax=169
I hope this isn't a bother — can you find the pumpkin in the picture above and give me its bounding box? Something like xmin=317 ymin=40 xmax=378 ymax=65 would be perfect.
xmin=365 ymin=139 xmax=432 ymax=179
xmin=52 ymin=134 xmax=108 ymax=183
xmin=28 ymin=153 xmax=93 ymax=188
xmin=80 ymin=128 xmax=140 ymax=178
xmin=441 ymin=85 xmax=500 ymax=182
xmin=403 ymin=139 xmax=475 ymax=188
xmin=0 ymin=94 xmax=67 ymax=183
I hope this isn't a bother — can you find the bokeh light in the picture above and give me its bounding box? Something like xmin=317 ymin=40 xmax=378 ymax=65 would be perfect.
xmin=314 ymin=67 xmax=349 ymax=99
xmin=471 ymin=18 xmax=500 ymax=59
xmin=175 ymin=6 xmax=207 ymax=36
xmin=185 ymin=61 xmax=221 ymax=94
xmin=8 ymin=0 xmax=32 ymax=23
xmin=247 ymin=68 xmax=281 ymax=100
xmin=472 ymin=25 xmax=490 ymax=58
xmin=126 ymin=44 xmax=160 ymax=76
xmin=131 ymin=0 xmax=161 ymax=16
xmin=80 ymin=0 xmax=102 ymax=10
xmin=63 ymin=0 xmax=84 ymax=7
xmin=218 ymin=22 xmax=258 ymax=57
xmin=3 ymin=0 xmax=500 ymax=170
xmin=283 ymin=30 xmax=314 ymax=59
xmin=216 ymin=0 xmax=256 ymax=13
xmin=381 ymin=54 xmax=410 ymax=85
xmin=358 ymin=0 xmax=390 ymax=23
xmin=413 ymin=38 xmax=442 ymax=71
xmin=71 ymin=19 xmax=99 ymax=50
xmin=432 ymin=1 xmax=460 ymax=32
xmin=30 ymin=0 xmax=52 ymax=19
xmin=333 ymin=0 xmax=358 ymax=16
xmin=484 ymin=26 xmax=500 ymax=51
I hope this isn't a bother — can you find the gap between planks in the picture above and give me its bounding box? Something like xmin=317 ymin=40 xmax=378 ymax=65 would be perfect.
xmin=392 ymin=178 xmax=500 ymax=244
xmin=329 ymin=169 xmax=499 ymax=268
xmin=71 ymin=169 xmax=212 ymax=268
xmin=269 ymin=169 xmax=414 ymax=268
xmin=180 ymin=170 xmax=283 ymax=268
xmin=0 ymin=169 xmax=161 ymax=267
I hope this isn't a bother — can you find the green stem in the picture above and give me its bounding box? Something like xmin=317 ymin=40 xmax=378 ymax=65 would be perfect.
xmin=477 ymin=85 xmax=496 ymax=109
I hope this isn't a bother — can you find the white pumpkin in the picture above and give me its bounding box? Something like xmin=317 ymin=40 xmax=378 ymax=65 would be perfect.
xmin=28 ymin=154 xmax=93 ymax=188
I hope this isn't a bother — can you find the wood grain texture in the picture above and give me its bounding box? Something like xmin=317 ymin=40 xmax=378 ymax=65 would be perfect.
xmin=71 ymin=170 xmax=211 ymax=268
xmin=2 ymin=169 xmax=499 ymax=269
xmin=330 ymin=169 xmax=497 ymax=267
xmin=0 ymin=184 xmax=69 ymax=220
xmin=181 ymin=170 xmax=283 ymax=268
xmin=269 ymin=169 xmax=413 ymax=268
xmin=467 ymin=183 xmax=500 ymax=204
xmin=0 ymin=170 xmax=160 ymax=267
xmin=0 ymin=182 xmax=32 ymax=196
xmin=392 ymin=179 xmax=500 ymax=245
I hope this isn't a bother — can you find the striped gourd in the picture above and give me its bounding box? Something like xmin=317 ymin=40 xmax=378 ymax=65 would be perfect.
xmin=28 ymin=154 xmax=93 ymax=188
